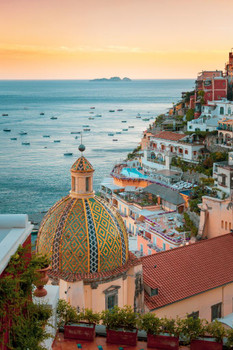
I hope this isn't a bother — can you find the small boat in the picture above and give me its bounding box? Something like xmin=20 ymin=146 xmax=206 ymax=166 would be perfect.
xmin=10 ymin=137 xmax=17 ymax=140
xmin=109 ymin=110 xmax=115 ymax=112
xmin=50 ymin=116 xmax=57 ymax=120
xmin=43 ymin=135 xmax=50 ymax=138
xmin=40 ymin=112 xmax=45 ymax=115
xmin=88 ymin=117 xmax=94 ymax=120
xmin=70 ymin=131 xmax=81 ymax=134
xmin=2 ymin=113 xmax=8 ymax=116
xmin=89 ymin=111 xmax=94 ymax=114
xmin=54 ymin=140 xmax=61 ymax=143
xmin=108 ymin=133 xmax=114 ymax=136
xmin=75 ymin=136 xmax=78 ymax=139
xmin=64 ymin=152 xmax=73 ymax=156
xmin=83 ymin=128 xmax=91 ymax=131
xmin=128 ymin=126 xmax=134 ymax=128
xmin=19 ymin=131 xmax=27 ymax=135
xmin=122 ymin=128 xmax=128 ymax=131
xmin=117 ymin=109 xmax=123 ymax=111
xmin=3 ymin=128 xmax=11 ymax=132
xmin=112 ymin=139 xmax=118 ymax=141
xmin=95 ymin=114 xmax=102 ymax=117
xmin=83 ymin=125 xmax=89 ymax=127
xmin=90 ymin=107 xmax=95 ymax=109
xmin=22 ymin=142 xmax=30 ymax=145
xmin=136 ymin=113 xmax=141 ymax=118
xmin=116 ymin=131 xmax=121 ymax=134
xmin=121 ymin=120 xmax=127 ymax=123
xmin=142 ymin=118 xmax=150 ymax=121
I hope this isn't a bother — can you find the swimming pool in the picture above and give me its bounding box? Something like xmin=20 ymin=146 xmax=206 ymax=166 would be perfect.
xmin=121 ymin=168 xmax=148 ymax=179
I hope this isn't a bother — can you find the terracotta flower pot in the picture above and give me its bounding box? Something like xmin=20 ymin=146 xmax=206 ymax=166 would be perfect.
xmin=147 ymin=333 xmax=179 ymax=349
xmin=106 ymin=328 xmax=138 ymax=346
xmin=190 ymin=338 xmax=222 ymax=350
xmin=34 ymin=266 xmax=50 ymax=297
xmin=64 ymin=323 xmax=96 ymax=341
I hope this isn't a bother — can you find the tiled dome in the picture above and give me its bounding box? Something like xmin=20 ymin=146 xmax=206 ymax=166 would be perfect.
xmin=36 ymin=194 xmax=129 ymax=275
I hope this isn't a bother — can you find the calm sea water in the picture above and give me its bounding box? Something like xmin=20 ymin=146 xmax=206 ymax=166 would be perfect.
xmin=0 ymin=79 xmax=194 ymax=214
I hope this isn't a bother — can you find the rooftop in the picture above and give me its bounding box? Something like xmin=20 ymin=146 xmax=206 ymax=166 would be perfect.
xmin=142 ymin=233 xmax=233 ymax=310
xmin=0 ymin=214 xmax=33 ymax=274
xmin=143 ymin=183 xmax=185 ymax=206
xmin=152 ymin=131 xmax=186 ymax=141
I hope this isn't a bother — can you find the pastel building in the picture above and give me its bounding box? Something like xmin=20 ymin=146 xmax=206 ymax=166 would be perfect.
xmin=198 ymin=196 xmax=233 ymax=239
xmin=36 ymin=145 xmax=144 ymax=313
xmin=136 ymin=212 xmax=188 ymax=256
xmin=142 ymin=234 xmax=233 ymax=322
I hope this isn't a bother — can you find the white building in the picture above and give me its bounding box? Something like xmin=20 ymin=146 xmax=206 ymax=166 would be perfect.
xmin=213 ymin=152 xmax=233 ymax=198
xmin=188 ymin=99 xmax=233 ymax=132
xmin=141 ymin=131 xmax=204 ymax=174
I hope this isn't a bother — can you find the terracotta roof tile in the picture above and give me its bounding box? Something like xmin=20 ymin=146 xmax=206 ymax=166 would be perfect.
xmin=153 ymin=131 xmax=186 ymax=141
xmin=142 ymin=234 xmax=233 ymax=310
xmin=49 ymin=252 xmax=141 ymax=283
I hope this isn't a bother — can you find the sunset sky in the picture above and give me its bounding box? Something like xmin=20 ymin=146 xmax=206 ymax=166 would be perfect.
xmin=1 ymin=0 xmax=233 ymax=79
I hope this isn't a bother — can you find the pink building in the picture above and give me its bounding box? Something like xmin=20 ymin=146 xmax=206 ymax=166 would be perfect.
xmin=142 ymin=234 xmax=233 ymax=322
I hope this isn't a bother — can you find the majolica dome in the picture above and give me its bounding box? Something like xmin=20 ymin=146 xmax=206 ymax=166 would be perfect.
xmin=36 ymin=149 xmax=129 ymax=275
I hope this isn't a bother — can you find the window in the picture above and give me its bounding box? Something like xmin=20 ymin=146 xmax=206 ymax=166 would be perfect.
xmin=153 ymin=236 xmax=157 ymax=245
xmin=211 ymin=303 xmax=222 ymax=321
xmin=140 ymin=244 xmax=143 ymax=253
xmin=151 ymin=288 xmax=158 ymax=296
xmin=188 ymin=311 xmax=199 ymax=319
xmin=229 ymin=222 xmax=232 ymax=231
xmin=225 ymin=221 xmax=228 ymax=230
xmin=163 ymin=243 xmax=166 ymax=251
xmin=220 ymin=107 xmax=224 ymax=115
xmin=124 ymin=207 xmax=126 ymax=216
xmin=107 ymin=295 xmax=117 ymax=310
xmin=185 ymin=149 xmax=188 ymax=155
xmin=221 ymin=220 xmax=224 ymax=229
xmin=86 ymin=177 xmax=89 ymax=192
xmin=104 ymin=286 xmax=120 ymax=310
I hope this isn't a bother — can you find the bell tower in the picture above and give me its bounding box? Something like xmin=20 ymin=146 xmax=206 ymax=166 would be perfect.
xmin=70 ymin=144 xmax=95 ymax=199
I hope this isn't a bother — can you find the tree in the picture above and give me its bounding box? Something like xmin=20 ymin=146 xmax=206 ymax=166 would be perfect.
xmin=186 ymin=109 xmax=194 ymax=122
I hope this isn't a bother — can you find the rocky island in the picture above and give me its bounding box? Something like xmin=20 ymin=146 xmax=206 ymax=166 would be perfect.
xmin=90 ymin=76 xmax=131 ymax=82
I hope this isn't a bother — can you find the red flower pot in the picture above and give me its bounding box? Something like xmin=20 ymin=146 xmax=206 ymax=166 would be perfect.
xmin=64 ymin=323 xmax=96 ymax=341
xmin=106 ymin=328 xmax=138 ymax=346
xmin=34 ymin=266 xmax=50 ymax=297
xmin=190 ymin=339 xmax=222 ymax=350
xmin=147 ymin=333 xmax=179 ymax=349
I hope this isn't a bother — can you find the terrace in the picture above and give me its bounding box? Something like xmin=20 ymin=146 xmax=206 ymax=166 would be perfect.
xmin=137 ymin=213 xmax=188 ymax=246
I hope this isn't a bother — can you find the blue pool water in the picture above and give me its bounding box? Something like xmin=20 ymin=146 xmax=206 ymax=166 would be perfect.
xmin=121 ymin=168 xmax=148 ymax=179
xmin=0 ymin=79 xmax=194 ymax=214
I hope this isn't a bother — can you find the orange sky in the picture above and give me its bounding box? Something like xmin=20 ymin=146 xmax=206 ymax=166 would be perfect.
xmin=0 ymin=0 xmax=232 ymax=79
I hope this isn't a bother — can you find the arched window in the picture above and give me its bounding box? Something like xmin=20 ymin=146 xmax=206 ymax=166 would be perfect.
xmin=228 ymin=107 xmax=231 ymax=115
xmin=220 ymin=107 xmax=224 ymax=115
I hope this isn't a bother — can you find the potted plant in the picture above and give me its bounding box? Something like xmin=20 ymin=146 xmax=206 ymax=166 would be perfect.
xmin=178 ymin=316 xmax=206 ymax=347
xmin=139 ymin=314 xmax=179 ymax=350
xmin=196 ymin=320 xmax=225 ymax=350
xmin=57 ymin=300 xmax=100 ymax=341
xmin=101 ymin=306 xmax=138 ymax=346
xmin=32 ymin=254 xmax=50 ymax=297
xmin=226 ymin=328 xmax=233 ymax=349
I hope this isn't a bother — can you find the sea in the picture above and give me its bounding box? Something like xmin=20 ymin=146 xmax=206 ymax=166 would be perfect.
xmin=0 ymin=79 xmax=194 ymax=214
